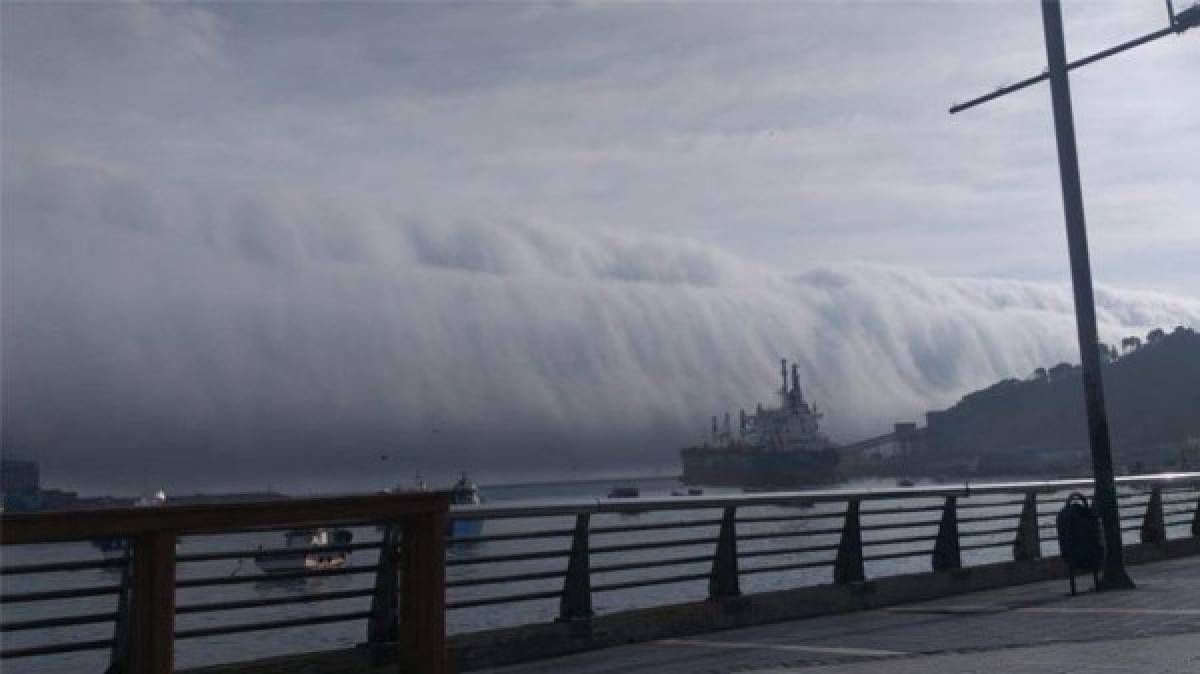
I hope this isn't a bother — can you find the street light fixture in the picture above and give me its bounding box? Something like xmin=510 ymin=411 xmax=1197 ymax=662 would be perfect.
xmin=951 ymin=1 xmax=1199 ymax=114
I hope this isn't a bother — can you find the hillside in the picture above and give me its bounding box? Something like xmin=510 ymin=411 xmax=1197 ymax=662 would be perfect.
xmin=924 ymin=326 xmax=1200 ymax=472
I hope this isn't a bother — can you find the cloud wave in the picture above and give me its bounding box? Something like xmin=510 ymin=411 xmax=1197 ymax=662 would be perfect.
xmin=4 ymin=152 xmax=1199 ymax=492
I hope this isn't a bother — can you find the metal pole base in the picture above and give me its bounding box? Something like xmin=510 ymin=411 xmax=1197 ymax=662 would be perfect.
xmin=1098 ymin=567 xmax=1136 ymax=590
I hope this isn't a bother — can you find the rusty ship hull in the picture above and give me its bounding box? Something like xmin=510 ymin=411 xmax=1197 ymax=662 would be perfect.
xmin=680 ymin=446 xmax=839 ymax=487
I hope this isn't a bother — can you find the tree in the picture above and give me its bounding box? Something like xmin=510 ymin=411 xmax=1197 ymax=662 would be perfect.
xmin=1049 ymin=362 xmax=1074 ymax=380
xmin=1147 ymin=328 xmax=1166 ymax=345
xmin=1121 ymin=336 xmax=1142 ymax=353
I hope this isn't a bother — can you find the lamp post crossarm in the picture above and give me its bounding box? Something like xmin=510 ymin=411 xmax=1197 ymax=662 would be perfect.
xmin=951 ymin=4 xmax=1197 ymax=114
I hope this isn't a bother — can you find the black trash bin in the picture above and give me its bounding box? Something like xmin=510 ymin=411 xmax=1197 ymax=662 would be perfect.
xmin=1055 ymin=492 xmax=1104 ymax=595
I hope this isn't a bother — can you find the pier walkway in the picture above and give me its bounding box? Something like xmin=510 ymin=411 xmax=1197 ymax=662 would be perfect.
xmin=485 ymin=555 xmax=1200 ymax=673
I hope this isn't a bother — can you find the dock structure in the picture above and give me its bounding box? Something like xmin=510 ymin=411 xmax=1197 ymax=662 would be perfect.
xmin=4 ymin=473 xmax=1200 ymax=673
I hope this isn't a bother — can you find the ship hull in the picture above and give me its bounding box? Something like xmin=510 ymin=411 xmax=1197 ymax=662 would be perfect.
xmin=680 ymin=447 xmax=839 ymax=488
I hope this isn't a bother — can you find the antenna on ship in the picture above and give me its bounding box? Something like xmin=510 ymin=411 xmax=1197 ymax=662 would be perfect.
xmin=780 ymin=358 xmax=788 ymax=404
xmin=791 ymin=363 xmax=803 ymax=408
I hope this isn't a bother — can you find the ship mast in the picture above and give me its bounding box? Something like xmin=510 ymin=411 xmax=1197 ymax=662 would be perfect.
xmin=780 ymin=358 xmax=789 ymax=407
xmin=791 ymin=363 xmax=803 ymax=411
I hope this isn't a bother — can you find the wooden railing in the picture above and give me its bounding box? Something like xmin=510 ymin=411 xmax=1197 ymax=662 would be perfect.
xmin=0 ymin=492 xmax=449 ymax=674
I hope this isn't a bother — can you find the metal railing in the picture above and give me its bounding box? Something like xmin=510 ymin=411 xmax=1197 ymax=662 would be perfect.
xmin=442 ymin=473 xmax=1200 ymax=627
xmin=3 ymin=473 xmax=1199 ymax=673
xmin=0 ymin=492 xmax=449 ymax=674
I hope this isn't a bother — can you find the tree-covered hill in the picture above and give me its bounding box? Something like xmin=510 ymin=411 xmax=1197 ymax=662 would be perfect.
xmin=925 ymin=326 xmax=1200 ymax=466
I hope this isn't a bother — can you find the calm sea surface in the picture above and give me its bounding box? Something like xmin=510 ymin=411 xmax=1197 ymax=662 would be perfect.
xmin=0 ymin=478 xmax=1167 ymax=673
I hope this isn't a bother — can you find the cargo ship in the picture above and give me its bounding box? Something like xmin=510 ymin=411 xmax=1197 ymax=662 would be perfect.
xmin=680 ymin=359 xmax=839 ymax=488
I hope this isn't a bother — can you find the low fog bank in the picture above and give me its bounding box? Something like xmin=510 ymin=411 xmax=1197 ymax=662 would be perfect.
xmin=5 ymin=153 xmax=1199 ymax=493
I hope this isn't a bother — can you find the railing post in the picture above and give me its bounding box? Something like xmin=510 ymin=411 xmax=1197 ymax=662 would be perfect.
xmin=709 ymin=506 xmax=740 ymax=600
xmin=1192 ymin=491 xmax=1200 ymax=538
xmin=368 ymin=522 xmax=401 ymax=645
xmin=399 ymin=509 xmax=447 ymax=674
xmin=932 ymin=496 xmax=961 ymax=572
xmin=128 ymin=532 xmax=175 ymax=674
xmin=105 ymin=546 xmax=132 ymax=674
xmin=1140 ymin=487 xmax=1166 ymax=547
xmin=1013 ymin=492 xmax=1042 ymax=561
xmin=559 ymin=513 xmax=593 ymax=625
xmin=834 ymin=500 xmax=864 ymax=584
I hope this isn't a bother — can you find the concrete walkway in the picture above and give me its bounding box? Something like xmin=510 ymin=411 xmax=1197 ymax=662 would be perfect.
xmin=483 ymin=556 xmax=1200 ymax=673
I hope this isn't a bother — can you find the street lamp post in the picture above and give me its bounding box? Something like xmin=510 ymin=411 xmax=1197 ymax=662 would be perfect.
xmin=951 ymin=0 xmax=1197 ymax=590
xmin=1038 ymin=0 xmax=1134 ymax=590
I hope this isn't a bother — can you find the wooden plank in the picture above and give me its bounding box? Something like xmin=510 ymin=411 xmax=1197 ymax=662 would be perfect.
xmin=0 ymin=492 xmax=448 ymax=544
xmin=129 ymin=532 xmax=175 ymax=674
xmin=400 ymin=510 xmax=447 ymax=673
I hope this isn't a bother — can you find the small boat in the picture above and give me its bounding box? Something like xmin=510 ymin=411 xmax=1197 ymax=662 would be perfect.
xmin=607 ymin=486 xmax=645 ymax=515
xmin=254 ymin=528 xmax=353 ymax=574
xmin=897 ymin=478 xmax=915 ymax=487
xmin=448 ymin=473 xmax=484 ymax=540
xmin=137 ymin=489 xmax=168 ymax=506
xmin=382 ymin=472 xmax=485 ymax=540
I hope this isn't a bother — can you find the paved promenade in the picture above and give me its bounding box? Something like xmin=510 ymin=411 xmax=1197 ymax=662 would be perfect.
xmin=483 ymin=556 xmax=1200 ymax=673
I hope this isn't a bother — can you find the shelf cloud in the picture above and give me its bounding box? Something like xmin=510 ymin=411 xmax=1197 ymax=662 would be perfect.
xmin=4 ymin=2 xmax=1197 ymax=492
xmin=5 ymin=152 xmax=1198 ymax=492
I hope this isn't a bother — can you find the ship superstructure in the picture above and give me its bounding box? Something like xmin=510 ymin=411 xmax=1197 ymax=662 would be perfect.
xmin=681 ymin=359 xmax=839 ymax=487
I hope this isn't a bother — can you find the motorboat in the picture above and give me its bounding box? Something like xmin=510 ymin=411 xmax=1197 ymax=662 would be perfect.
xmin=448 ymin=473 xmax=484 ymax=540
xmin=254 ymin=528 xmax=354 ymax=573
xmin=607 ymin=486 xmax=646 ymax=516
